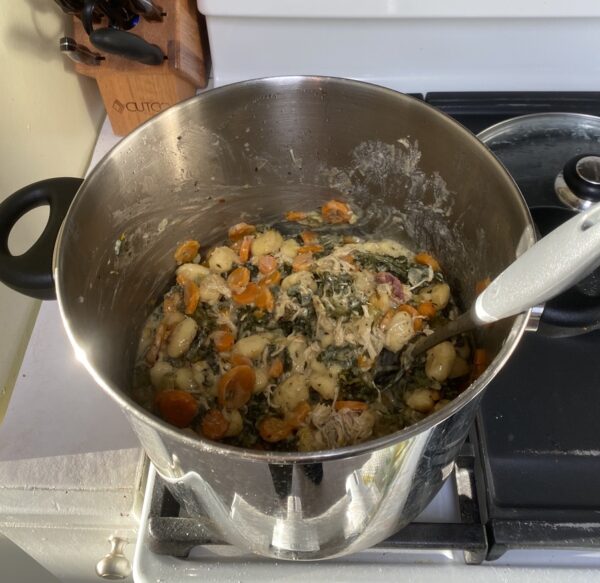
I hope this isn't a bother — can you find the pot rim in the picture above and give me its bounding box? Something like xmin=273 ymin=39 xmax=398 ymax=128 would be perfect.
xmin=54 ymin=75 xmax=534 ymax=464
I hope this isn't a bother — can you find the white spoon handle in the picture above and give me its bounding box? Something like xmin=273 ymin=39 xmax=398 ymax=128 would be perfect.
xmin=474 ymin=203 xmax=600 ymax=323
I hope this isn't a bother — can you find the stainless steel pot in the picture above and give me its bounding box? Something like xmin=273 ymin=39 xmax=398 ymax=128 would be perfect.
xmin=0 ymin=76 xmax=533 ymax=559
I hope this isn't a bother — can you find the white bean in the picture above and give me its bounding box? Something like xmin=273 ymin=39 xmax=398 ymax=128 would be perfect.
xmin=176 ymin=263 xmax=210 ymax=283
xmin=198 ymin=273 xmax=230 ymax=304
xmin=272 ymin=374 xmax=309 ymax=411
xmin=425 ymin=341 xmax=456 ymax=382
xmin=224 ymin=410 xmax=243 ymax=437
xmin=404 ymin=388 xmax=441 ymax=414
xmin=309 ymin=372 xmax=337 ymax=400
xmin=233 ymin=334 xmax=270 ymax=360
xmin=254 ymin=367 xmax=269 ymax=393
xmin=208 ymin=246 xmax=238 ymax=273
xmin=287 ymin=337 xmax=307 ymax=373
xmin=280 ymin=239 xmax=300 ymax=260
xmin=162 ymin=311 xmax=185 ymax=329
xmin=449 ymin=356 xmax=470 ymax=379
xmin=150 ymin=361 xmax=174 ymax=389
xmin=281 ymin=271 xmax=317 ymax=292
xmin=433 ymin=398 xmax=451 ymax=413
xmin=251 ymin=230 xmax=284 ymax=257
xmin=175 ymin=367 xmax=196 ymax=391
xmin=167 ymin=317 xmax=198 ymax=358
xmin=192 ymin=361 xmax=211 ymax=386
xmin=430 ymin=283 xmax=450 ymax=310
xmin=384 ymin=311 xmax=414 ymax=352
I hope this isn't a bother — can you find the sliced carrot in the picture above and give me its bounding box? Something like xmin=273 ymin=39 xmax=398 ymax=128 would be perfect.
xmin=213 ymin=330 xmax=235 ymax=353
xmin=379 ymin=309 xmax=396 ymax=331
xmin=268 ymin=357 xmax=284 ymax=379
xmin=255 ymin=284 xmax=274 ymax=312
xmin=357 ymin=354 xmax=371 ymax=370
xmin=218 ymin=365 xmax=255 ymax=410
xmin=145 ymin=322 xmax=167 ymax=366
xmin=471 ymin=348 xmax=488 ymax=381
xmin=231 ymin=353 xmax=252 ymax=367
xmin=183 ymin=280 xmax=201 ymax=315
xmin=239 ymin=236 xmax=253 ymax=263
xmin=297 ymin=244 xmax=324 ymax=255
xmin=414 ymin=252 xmax=441 ymax=272
xmin=227 ymin=266 xmax=251 ymax=294
xmin=300 ymin=231 xmax=318 ymax=244
xmin=475 ymin=277 xmax=492 ymax=296
xmin=163 ymin=289 xmax=182 ymax=313
xmin=286 ymin=401 xmax=311 ymax=429
xmin=258 ymin=255 xmax=278 ymax=274
xmin=397 ymin=304 xmax=423 ymax=331
xmin=155 ymin=390 xmax=199 ymax=428
xmin=232 ymin=282 xmax=259 ymax=305
xmin=200 ymin=409 xmax=230 ymax=441
xmin=285 ymin=210 xmax=307 ymax=222
xmin=174 ymin=240 xmax=200 ymax=265
xmin=258 ymin=417 xmax=292 ymax=442
xmin=292 ymin=253 xmax=313 ymax=272
xmin=322 ymin=199 xmax=353 ymax=224
xmin=340 ymin=254 xmax=355 ymax=266
xmin=417 ymin=301 xmax=437 ymax=319
xmin=228 ymin=222 xmax=256 ymax=242
xmin=334 ymin=400 xmax=369 ymax=412
xmin=261 ymin=270 xmax=282 ymax=286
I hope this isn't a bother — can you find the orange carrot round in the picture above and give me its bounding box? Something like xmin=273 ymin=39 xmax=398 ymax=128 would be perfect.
xmin=334 ymin=400 xmax=369 ymax=412
xmin=261 ymin=270 xmax=282 ymax=286
xmin=286 ymin=401 xmax=311 ymax=428
xmin=258 ymin=255 xmax=278 ymax=274
xmin=174 ymin=240 xmax=200 ymax=264
xmin=232 ymin=282 xmax=259 ymax=305
xmin=200 ymin=409 xmax=230 ymax=441
xmin=292 ymin=253 xmax=313 ymax=272
xmin=322 ymin=199 xmax=353 ymax=224
xmin=417 ymin=301 xmax=437 ymax=319
xmin=183 ymin=280 xmax=201 ymax=315
xmin=239 ymin=236 xmax=253 ymax=262
xmin=228 ymin=222 xmax=256 ymax=242
xmin=255 ymin=285 xmax=274 ymax=312
xmin=213 ymin=330 xmax=235 ymax=353
xmin=268 ymin=358 xmax=284 ymax=378
xmin=218 ymin=365 xmax=255 ymax=410
xmin=258 ymin=417 xmax=291 ymax=442
xmin=227 ymin=266 xmax=251 ymax=294
xmin=285 ymin=210 xmax=307 ymax=222
xmin=155 ymin=390 xmax=199 ymax=428
xmin=414 ymin=252 xmax=440 ymax=272
xmin=297 ymin=244 xmax=324 ymax=255
xmin=300 ymin=231 xmax=318 ymax=244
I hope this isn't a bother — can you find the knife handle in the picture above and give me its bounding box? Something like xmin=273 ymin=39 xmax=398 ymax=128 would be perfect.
xmin=60 ymin=36 xmax=104 ymax=67
xmin=89 ymin=28 xmax=164 ymax=65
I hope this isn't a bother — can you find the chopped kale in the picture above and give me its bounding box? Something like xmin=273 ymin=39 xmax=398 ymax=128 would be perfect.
xmin=237 ymin=305 xmax=271 ymax=337
xmin=318 ymin=344 xmax=358 ymax=368
xmin=286 ymin=284 xmax=313 ymax=307
xmin=354 ymin=252 xmax=409 ymax=280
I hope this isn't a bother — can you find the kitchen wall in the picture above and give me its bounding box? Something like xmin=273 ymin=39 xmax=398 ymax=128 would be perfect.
xmin=0 ymin=1 xmax=105 ymax=421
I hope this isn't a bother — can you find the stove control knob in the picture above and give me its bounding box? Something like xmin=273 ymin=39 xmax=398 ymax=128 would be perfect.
xmin=555 ymin=154 xmax=600 ymax=211
xmin=95 ymin=535 xmax=132 ymax=580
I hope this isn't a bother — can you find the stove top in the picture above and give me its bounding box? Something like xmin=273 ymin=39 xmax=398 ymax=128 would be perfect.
xmin=132 ymin=92 xmax=600 ymax=580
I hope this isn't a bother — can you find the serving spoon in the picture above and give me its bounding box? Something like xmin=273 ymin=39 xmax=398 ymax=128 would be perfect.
xmin=411 ymin=202 xmax=600 ymax=357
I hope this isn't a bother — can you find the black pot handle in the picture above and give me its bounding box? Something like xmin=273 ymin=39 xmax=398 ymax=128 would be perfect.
xmin=0 ymin=177 xmax=83 ymax=300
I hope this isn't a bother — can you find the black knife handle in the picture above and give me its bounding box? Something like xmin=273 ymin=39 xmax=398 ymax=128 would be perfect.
xmin=90 ymin=28 xmax=164 ymax=65
xmin=0 ymin=178 xmax=83 ymax=300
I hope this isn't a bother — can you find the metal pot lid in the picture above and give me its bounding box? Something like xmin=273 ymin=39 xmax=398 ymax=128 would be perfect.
xmin=477 ymin=112 xmax=600 ymax=211
xmin=478 ymin=113 xmax=600 ymax=336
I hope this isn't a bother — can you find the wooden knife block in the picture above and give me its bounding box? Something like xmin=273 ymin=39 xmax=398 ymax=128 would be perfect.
xmin=72 ymin=0 xmax=207 ymax=136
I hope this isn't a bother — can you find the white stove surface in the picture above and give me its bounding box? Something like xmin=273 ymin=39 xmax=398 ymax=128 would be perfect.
xmin=134 ymin=466 xmax=600 ymax=583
